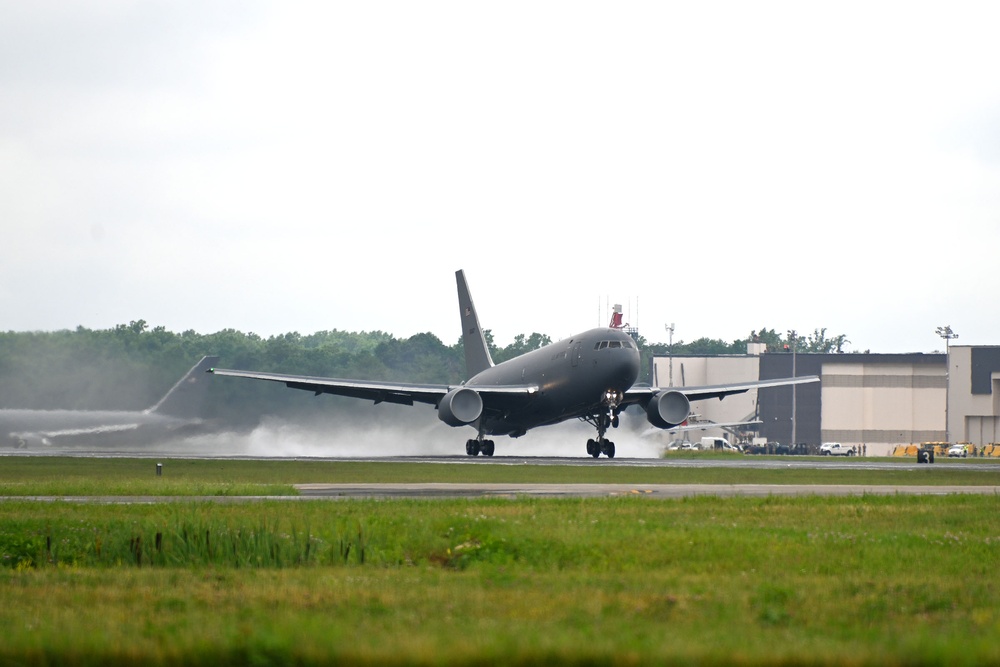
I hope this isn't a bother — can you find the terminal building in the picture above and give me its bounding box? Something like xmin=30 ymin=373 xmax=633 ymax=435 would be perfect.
xmin=649 ymin=345 xmax=1000 ymax=455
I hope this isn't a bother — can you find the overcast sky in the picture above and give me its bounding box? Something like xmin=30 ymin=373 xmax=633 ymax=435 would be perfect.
xmin=2 ymin=1 xmax=998 ymax=355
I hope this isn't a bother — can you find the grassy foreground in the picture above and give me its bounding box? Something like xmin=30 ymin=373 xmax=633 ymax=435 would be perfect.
xmin=2 ymin=493 xmax=1000 ymax=665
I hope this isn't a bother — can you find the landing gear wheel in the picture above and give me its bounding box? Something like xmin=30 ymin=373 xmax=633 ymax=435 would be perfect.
xmin=601 ymin=440 xmax=616 ymax=459
xmin=482 ymin=440 xmax=495 ymax=457
xmin=465 ymin=439 xmax=481 ymax=456
xmin=587 ymin=439 xmax=600 ymax=458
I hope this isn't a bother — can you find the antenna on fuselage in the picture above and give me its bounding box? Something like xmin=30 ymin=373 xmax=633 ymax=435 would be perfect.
xmin=603 ymin=298 xmax=640 ymax=343
xmin=609 ymin=303 xmax=625 ymax=329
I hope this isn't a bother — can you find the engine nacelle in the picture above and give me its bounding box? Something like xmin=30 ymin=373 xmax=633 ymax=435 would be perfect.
xmin=645 ymin=390 xmax=691 ymax=429
xmin=437 ymin=387 xmax=484 ymax=427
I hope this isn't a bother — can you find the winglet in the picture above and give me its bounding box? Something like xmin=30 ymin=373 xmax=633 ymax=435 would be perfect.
xmin=456 ymin=270 xmax=493 ymax=377
xmin=147 ymin=355 xmax=219 ymax=418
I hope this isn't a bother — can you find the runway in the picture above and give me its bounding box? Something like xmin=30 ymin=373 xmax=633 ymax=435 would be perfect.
xmin=4 ymin=447 xmax=999 ymax=501
xmin=6 ymin=447 xmax=1000 ymax=472
xmin=6 ymin=482 xmax=998 ymax=504
xmin=295 ymin=482 xmax=1000 ymax=499
xmin=299 ymin=454 xmax=1000 ymax=473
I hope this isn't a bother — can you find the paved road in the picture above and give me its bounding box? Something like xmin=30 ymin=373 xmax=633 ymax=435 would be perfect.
xmin=4 ymin=447 xmax=999 ymax=500
xmin=5 ymin=483 xmax=998 ymax=503
xmin=6 ymin=448 xmax=1000 ymax=472
xmin=295 ymin=482 xmax=1000 ymax=499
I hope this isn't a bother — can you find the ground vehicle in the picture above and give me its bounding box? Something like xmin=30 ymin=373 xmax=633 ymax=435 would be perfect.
xmin=820 ymin=442 xmax=855 ymax=456
xmin=700 ymin=436 xmax=741 ymax=452
xmin=947 ymin=444 xmax=968 ymax=458
xmin=666 ymin=439 xmax=697 ymax=451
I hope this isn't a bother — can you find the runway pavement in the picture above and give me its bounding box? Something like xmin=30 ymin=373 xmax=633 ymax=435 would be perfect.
xmin=295 ymin=482 xmax=1000 ymax=499
xmin=7 ymin=448 xmax=1000 ymax=472
xmin=4 ymin=447 xmax=999 ymax=501
xmin=8 ymin=483 xmax=996 ymax=504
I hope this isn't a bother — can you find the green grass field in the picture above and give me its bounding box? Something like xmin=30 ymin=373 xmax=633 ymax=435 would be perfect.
xmin=1 ymin=457 xmax=999 ymax=665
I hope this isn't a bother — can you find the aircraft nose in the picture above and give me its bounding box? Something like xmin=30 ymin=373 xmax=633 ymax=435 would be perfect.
xmin=626 ymin=348 xmax=641 ymax=384
xmin=610 ymin=347 xmax=641 ymax=389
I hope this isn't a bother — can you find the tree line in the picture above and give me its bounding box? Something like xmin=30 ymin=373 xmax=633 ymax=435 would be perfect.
xmin=0 ymin=321 xmax=848 ymax=427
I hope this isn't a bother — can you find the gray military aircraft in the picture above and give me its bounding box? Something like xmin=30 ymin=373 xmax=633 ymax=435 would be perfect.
xmin=2 ymin=356 xmax=218 ymax=449
xmin=210 ymin=271 xmax=818 ymax=459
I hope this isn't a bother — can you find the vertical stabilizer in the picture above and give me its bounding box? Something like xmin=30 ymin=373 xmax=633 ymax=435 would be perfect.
xmin=456 ymin=270 xmax=493 ymax=377
xmin=147 ymin=356 xmax=219 ymax=418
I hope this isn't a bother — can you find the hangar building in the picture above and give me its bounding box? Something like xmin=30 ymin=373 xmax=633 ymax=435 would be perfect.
xmin=947 ymin=346 xmax=1000 ymax=446
xmin=649 ymin=347 xmax=964 ymax=455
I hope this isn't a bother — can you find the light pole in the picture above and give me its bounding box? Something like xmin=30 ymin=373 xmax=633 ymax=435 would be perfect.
xmin=787 ymin=330 xmax=798 ymax=447
xmin=665 ymin=323 xmax=675 ymax=387
xmin=936 ymin=325 xmax=958 ymax=443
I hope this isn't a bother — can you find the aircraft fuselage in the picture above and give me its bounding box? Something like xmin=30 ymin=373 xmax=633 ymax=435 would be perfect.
xmin=0 ymin=409 xmax=204 ymax=448
xmin=467 ymin=327 xmax=640 ymax=436
xmin=1 ymin=356 xmax=218 ymax=449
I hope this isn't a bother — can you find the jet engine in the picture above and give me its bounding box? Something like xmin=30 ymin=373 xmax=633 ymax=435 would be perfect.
xmin=644 ymin=390 xmax=691 ymax=429
xmin=437 ymin=387 xmax=484 ymax=426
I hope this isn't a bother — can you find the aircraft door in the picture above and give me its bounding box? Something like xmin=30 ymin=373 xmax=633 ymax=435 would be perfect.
xmin=571 ymin=342 xmax=582 ymax=367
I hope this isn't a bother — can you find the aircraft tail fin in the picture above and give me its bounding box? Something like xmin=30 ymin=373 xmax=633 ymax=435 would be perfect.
xmin=456 ymin=270 xmax=494 ymax=377
xmin=147 ymin=355 xmax=219 ymax=418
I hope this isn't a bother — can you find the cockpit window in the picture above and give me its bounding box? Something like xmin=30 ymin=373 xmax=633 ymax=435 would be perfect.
xmin=596 ymin=340 xmax=634 ymax=350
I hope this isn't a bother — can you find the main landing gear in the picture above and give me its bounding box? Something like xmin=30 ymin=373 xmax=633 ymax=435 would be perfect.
xmin=584 ymin=389 xmax=623 ymax=459
xmin=465 ymin=438 xmax=495 ymax=457
xmin=586 ymin=437 xmax=615 ymax=459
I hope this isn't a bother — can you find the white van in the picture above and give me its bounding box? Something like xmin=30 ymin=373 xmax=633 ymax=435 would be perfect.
xmin=699 ymin=436 xmax=740 ymax=452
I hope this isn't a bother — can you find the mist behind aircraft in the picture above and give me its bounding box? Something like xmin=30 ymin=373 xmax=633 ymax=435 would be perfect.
xmin=176 ymin=406 xmax=663 ymax=459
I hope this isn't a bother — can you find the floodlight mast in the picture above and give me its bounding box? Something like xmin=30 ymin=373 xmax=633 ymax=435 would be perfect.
xmin=787 ymin=330 xmax=798 ymax=448
xmin=665 ymin=322 xmax=675 ymax=387
xmin=936 ymin=325 xmax=959 ymax=443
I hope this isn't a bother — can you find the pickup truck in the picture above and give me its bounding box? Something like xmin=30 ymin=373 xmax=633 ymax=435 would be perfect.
xmin=820 ymin=442 xmax=855 ymax=456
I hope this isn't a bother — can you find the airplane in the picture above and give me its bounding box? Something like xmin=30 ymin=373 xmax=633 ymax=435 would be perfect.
xmin=210 ymin=271 xmax=818 ymax=459
xmin=2 ymin=356 xmax=218 ymax=449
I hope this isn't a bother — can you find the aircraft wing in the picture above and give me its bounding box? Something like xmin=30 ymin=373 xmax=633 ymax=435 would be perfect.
xmin=209 ymin=368 xmax=453 ymax=406
xmin=624 ymin=375 xmax=820 ymax=404
xmin=208 ymin=368 xmax=540 ymax=407
xmin=639 ymin=419 xmax=764 ymax=439
xmin=665 ymin=420 xmax=763 ymax=433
